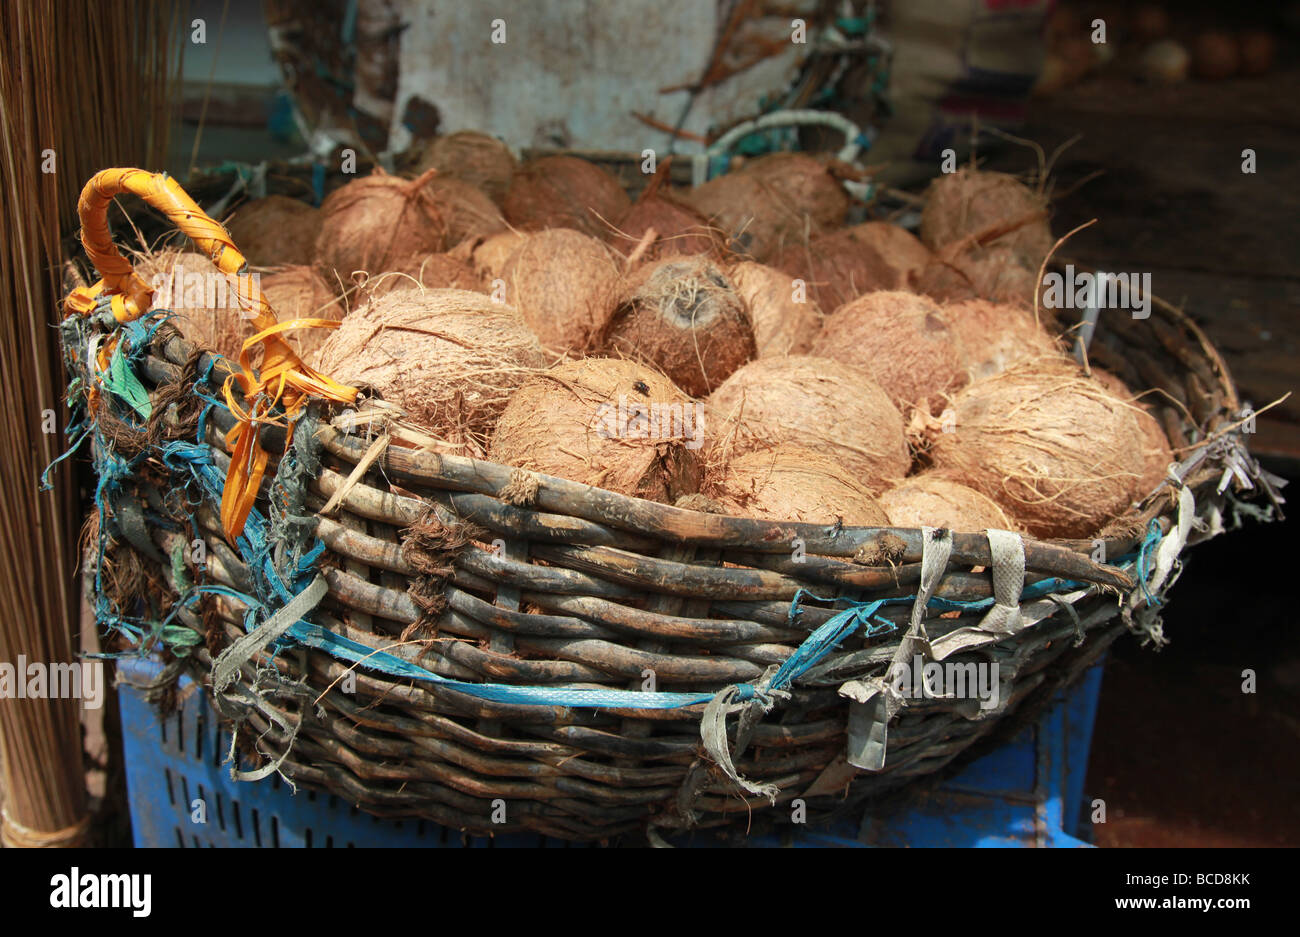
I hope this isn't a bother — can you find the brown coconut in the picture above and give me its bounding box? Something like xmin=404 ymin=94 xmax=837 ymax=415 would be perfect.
xmin=503 ymin=155 xmax=631 ymax=240
xmin=843 ymin=222 xmax=933 ymax=285
xmin=469 ymin=230 xmax=529 ymax=285
xmin=729 ymin=261 xmax=823 ymax=357
xmin=706 ymin=446 xmax=889 ymax=526
xmin=914 ymin=244 xmax=1044 ymax=309
xmin=810 ymin=291 xmax=966 ymax=415
xmin=225 ymin=195 xmax=320 ymax=267
xmin=421 ymin=174 xmax=507 ymax=245
xmin=414 ymin=130 xmax=517 ymax=206
xmin=598 ymin=255 xmax=755 ymax=397
xmin=776 ymin=228 xmax=899 ymax=312
xmin=488 ymin=357 xmax=701 ymax=502
xmin=315 ymin=288 xmax=545 ymax=444
xmin=257 ymin=265 xmax=344 ymax=367
xmin=314 ymin=169 xmax=447 ymax=292
xmin=706 ymin=356 xmax=909 ymax=492
xmin=138 ymin=249 xmax=246 ymax=361
xmin=943 ymin=299 xmax=1063 ymax=381
xmin=920 ymin=169 xmax=1053 ymax=263
xmin=361 ymin=252 xmax=483 ymax=298
xmin=685 ymin=153 xmax=848 ymax=261
xmin=879 ymin=474 xmax=1015 ymax=533
xmin=609 ymin=193 xmax=722 ymax=262
xmin=1090 ymin=368 xmax=1175 ymax=494
xmin=499 ymin=229 xmax=622 ymax=354
xmin=926 ymin=363 xmax=1147 ymax=539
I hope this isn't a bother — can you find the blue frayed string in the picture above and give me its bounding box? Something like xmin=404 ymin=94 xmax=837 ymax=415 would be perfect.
xmin=1134 ymin=519 xmax=1164 ymax=609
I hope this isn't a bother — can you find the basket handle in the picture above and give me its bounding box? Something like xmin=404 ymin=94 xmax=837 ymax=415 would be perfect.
xmin=65 ymin=168 xmax=357 ymax=541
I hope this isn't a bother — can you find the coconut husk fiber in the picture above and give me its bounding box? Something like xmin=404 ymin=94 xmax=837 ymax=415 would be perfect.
xmin=414 ymin=130 xmax=517 ymax=206
xmin=224 ymin=194 xmax=320 ymax=267
xmin=706 ymin=355 xmax=909 ymax=493
xmin=609 ymin=193 xmax=722 ymax=262
xmin=925 ymin=363 xmax=1147 ymax=539
xmin=705 ymin=445 xmax=888 ymax=526
xmin=316 ymin=288 xmax=545 ymax=445
xmin=421 ymin=174 xmax=507 ymax=246
xmin=914 ymin=244 xmax=1045 ymax=310
xmin=257 ymin=265 xmax=344 ymax=367
xmin=314 ymin=168 xmax=447 ymax=292
xmin=599 ymin=255 xmax=755 ymax=398
xmin=1090 ymin=367 xmax=1175 ymax=494
xmin=843 ymin=222 xmax=933 ymax=285
xmin=137 ymin=248 xmax=247 ymax=361
xmin=499 ymin=228 xmax=621 ymax=355
xmin=943 ymin=299 xmax=1065 ymax=381
xmin=461 ymin=229 xmax=529 ymax=287
xmin=361 ymin=252 xmax=484 ymax=300
xmin=503 ymin=155 xmax=631 ymax=240
xmin=810 ymin=290 xmax=966 ymax=415
xmin=685 ymin=152 xmax=848 ymax=261
xmin=920 ymin=168 xmax=1054 ymax=262
xmin=489 ymin=357 xmax=702 ymax=502
xmin=729 ymin=261 xmax=823 ymax=357
xmin=879 ymin=473 xmax=1015 ymax=533
xmin=776 ymin=227 xmax=899 ymax=312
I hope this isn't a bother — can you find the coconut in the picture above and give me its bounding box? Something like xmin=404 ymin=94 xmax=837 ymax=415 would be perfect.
xmin=421 ymin=174 xmax=506 ymax=245
xmin=1090 ymin=368 xmax=1175 ymax=494
xmin=843 ymin=222 xmax=933 ymax=284
xmin=315 ymin=288 xmax=545 ymax=444
xmin=685 ymin=153 xmax=848 ymax=261
xmin=706 ymin=355 xmax=909 ymax=491
xmin=609 ymin=193 xmax=721 ymax=261
xmin=926 ymin=364 xmax=1147 ymax=539
xmin=943 ymin=299 xmax=1063 ymax=381
xmin=776 ymin=227 xmax=899 ymax=312
xmin=469 ymin=230 xmax=529 ymax=285
xmin=809 ymin=291 xmax=966 ymax=415
xmin=913 ymin=245 xmax=1044 ymax=309
xmin=598 ymin=255 xmax=755 ymax=397
xmin=224 ymin=195 xmax=320 ymax=267
xmin=257 ymin=265 xmax=344 ymax=366
xmin=705 ymin=446 xmax=889 ymax=526
xmin=488 ymin=357 xmax=701 ymax=502
xmin=920 ymin=169 xmax=1053 ymax=264
xmin=362 ymin=252 xmax=483 ymax=298
xmin=314 ymin=169 xmax=447 ymax=292
xmin=879 ymin=474 xmax=1015 ymax=533
xmin=729 ymin=261 xmax=823 ymax=357
xmin=503 ymin=155 xmax=631 ymax=239
xmin=137 ymin=249 xmax=246 ymax=360
xmin=414 ymin=130 xmax=517 ymax=205
xmin=499 ymin=229 xmax=622 ymax=354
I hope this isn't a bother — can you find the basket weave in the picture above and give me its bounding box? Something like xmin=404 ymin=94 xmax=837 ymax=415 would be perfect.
xmin=59 ymin=170 xmax=1280 ymax=842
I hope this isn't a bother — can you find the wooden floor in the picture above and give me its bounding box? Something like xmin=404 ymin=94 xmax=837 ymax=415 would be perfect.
xmin=982 ymin=68 xmax=1300 ymax=466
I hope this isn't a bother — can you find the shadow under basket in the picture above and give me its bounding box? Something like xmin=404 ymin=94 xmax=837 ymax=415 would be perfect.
xmin=62 ymin=172 xmax=1281 ymax=843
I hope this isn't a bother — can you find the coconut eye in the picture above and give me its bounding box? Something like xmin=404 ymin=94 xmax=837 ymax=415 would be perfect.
xmin=633 ymin=380 xmax=650 ymax=396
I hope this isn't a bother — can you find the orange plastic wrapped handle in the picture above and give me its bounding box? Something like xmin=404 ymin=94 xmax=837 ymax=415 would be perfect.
xmin=65 ymin=169 xmax=357 ymax=540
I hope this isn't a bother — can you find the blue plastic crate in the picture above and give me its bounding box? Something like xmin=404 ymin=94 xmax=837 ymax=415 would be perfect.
xmin=117 ymin=658 xmax=1103 ymax=848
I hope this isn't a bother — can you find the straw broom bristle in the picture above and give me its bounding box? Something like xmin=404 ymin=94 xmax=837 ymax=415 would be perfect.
xmin=0 ymin=0 xmax=179 ymax=846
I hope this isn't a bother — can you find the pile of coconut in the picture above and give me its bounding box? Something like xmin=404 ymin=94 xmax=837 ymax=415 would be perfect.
xmin=146 ymin=134 xmax=1171 ymax=541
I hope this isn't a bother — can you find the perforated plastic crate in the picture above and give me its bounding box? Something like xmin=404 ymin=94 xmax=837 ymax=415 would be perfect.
xmin=118 ymin=658 xmax=1102 ymax=848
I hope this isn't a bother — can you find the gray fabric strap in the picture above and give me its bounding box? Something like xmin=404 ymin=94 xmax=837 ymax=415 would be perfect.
xmin=977 ymin=528 xmax=1026 ymax=634
xmin=842 ymin=527 xmax=952 ymax=771
xmin=211 ymin=575 xmax=327 ymax=697
xmin=699 ymin=665 xmax=789 ymax=802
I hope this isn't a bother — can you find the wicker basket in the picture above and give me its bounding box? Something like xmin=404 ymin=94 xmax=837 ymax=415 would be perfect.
xmin=58 ymin=169 xmax=1280 ymax=843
